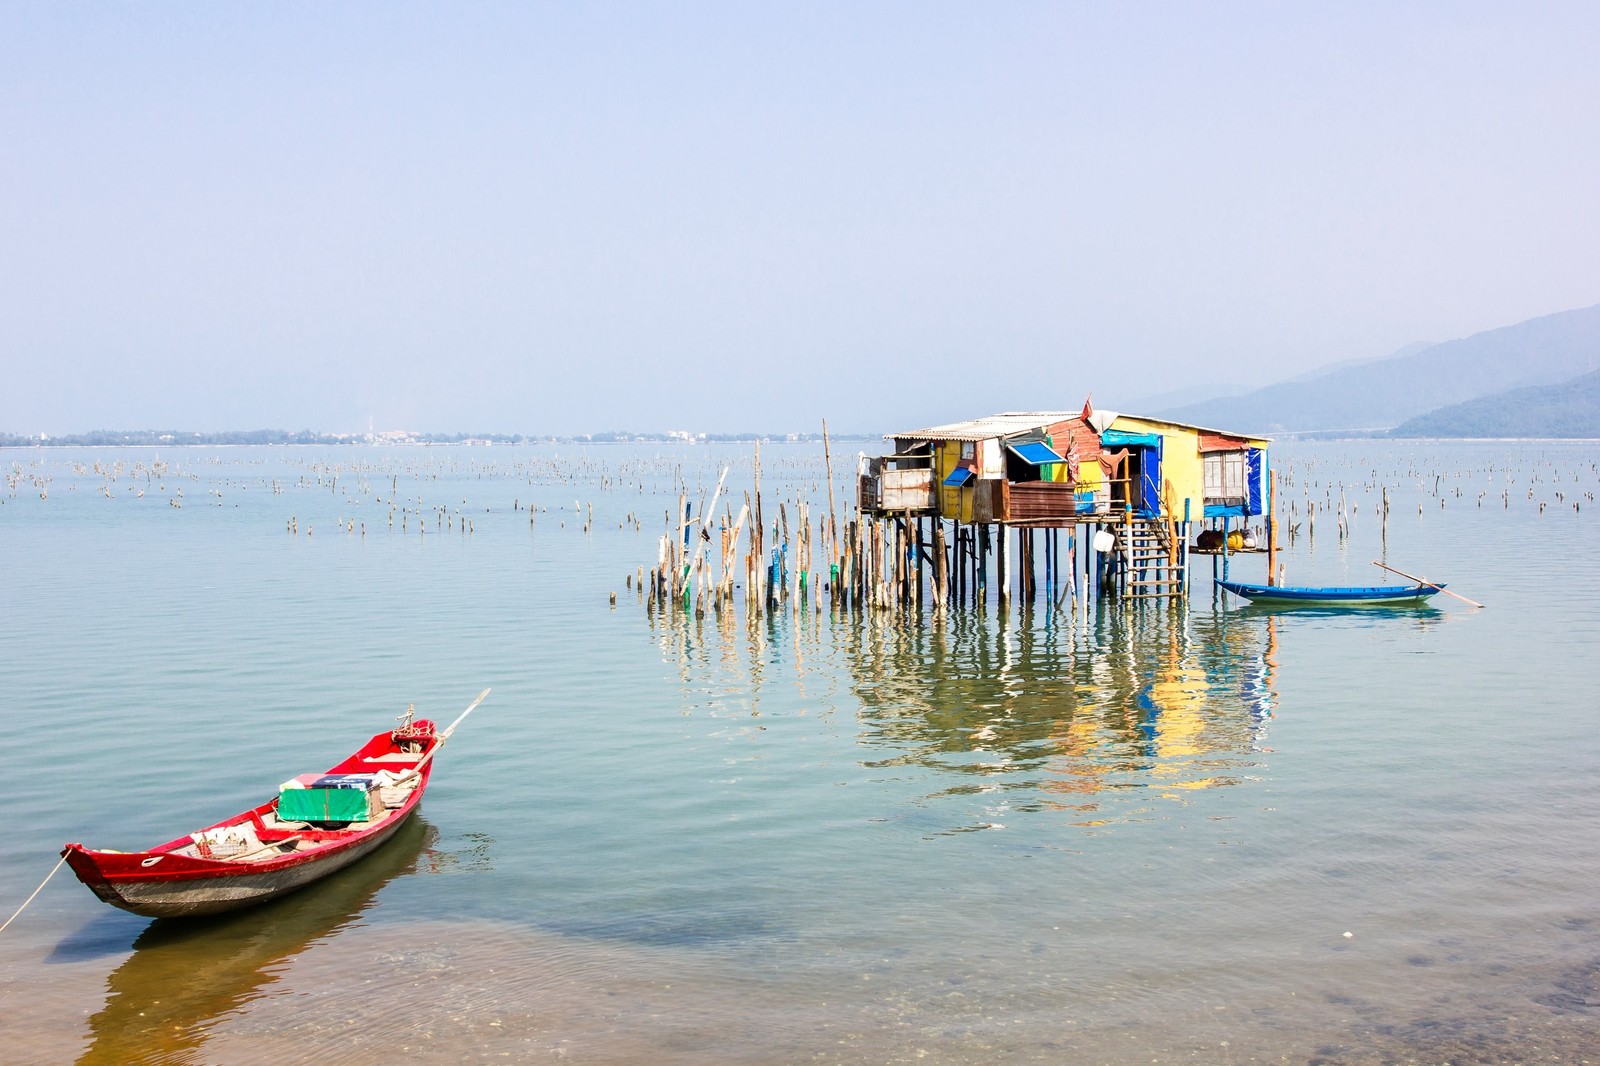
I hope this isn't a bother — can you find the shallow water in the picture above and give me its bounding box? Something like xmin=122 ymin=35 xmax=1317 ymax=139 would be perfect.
xmin=2 ymin=440 xmax=1597 ymax=1063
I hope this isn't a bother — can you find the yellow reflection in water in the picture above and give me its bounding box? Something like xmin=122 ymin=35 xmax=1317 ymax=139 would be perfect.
xmin=651 ymin=598 xmax=1283 ymax=828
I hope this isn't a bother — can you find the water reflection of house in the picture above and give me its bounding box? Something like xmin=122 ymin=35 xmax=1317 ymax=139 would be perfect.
xmin=859 ymin=399 xmax=1271 ymax=603
xmin=839 ymin=607 xmax=1280 ymax=822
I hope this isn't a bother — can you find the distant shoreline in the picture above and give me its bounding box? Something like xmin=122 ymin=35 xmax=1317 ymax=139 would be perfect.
xmin=0 ymin=431 xmax=883 ymax=448
xmin=6 ymin=433 xmax=1598 ymax=449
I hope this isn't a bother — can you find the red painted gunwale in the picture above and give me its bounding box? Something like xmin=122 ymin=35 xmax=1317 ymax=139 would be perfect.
xmin=61 ymin=721 xmax=439 ymax=912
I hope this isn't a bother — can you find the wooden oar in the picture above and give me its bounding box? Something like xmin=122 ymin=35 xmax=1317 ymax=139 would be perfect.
xmin=1370 ymin=560 xmax=1484 ymax=608
xmin=391 ymin=688 xmax=491 ymax=785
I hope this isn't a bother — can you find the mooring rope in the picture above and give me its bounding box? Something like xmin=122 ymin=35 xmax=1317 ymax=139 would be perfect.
xmin=0 ymin=854 xmax=68 ymax=934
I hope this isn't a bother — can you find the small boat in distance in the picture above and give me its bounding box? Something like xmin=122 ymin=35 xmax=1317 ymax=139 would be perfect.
xmin=62 ymin=689 xmax=489 ymax=919
xmin=1216 ymin=579 xmax=1443 ymax=606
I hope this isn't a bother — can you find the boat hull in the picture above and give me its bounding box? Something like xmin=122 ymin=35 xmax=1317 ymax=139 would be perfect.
xmin=65 ymin=808 xmax=417 ymax=918
xmin=63 ymin=720 xmax=441 ymax=919
xmin=1217 ymin=578 xmax=1443 ymax=605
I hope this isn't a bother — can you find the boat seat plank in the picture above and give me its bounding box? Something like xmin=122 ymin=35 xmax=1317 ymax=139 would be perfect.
xmin=260 ymin=812 xmax=313 ymax=832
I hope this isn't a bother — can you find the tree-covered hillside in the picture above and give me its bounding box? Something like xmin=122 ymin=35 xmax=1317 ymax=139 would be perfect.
xmin=1153 ymin=302 xmax=1600 ymax=434
xmin=1389 ymin=368 xmax=1600 ymax=438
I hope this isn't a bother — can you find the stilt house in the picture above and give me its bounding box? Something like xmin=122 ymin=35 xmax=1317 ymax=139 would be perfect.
xmin=858 ymin=400 xmax=1271 ymax=602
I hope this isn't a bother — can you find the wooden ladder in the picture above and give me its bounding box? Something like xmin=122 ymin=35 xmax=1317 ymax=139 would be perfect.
xmin=1120 ymin=514 xmax=1186 ymax=600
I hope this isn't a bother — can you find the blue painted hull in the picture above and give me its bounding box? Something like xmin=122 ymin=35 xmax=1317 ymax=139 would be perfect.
xmin=1217 ymin=579 xmax=1443 ymax=605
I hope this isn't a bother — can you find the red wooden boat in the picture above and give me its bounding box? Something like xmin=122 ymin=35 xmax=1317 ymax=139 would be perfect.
xmin=62 ymin=690 xmax=488 ymax=919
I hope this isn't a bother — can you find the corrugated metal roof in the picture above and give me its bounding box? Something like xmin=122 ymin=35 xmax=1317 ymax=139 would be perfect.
xmin=1111 ymin=413 xmax=1272 ymax=444
xmin=1198 ymin=432 xmax=1250 ymax=451
xmin=888 ymin=409 xmax=1271 ymax=445
xmin=889 ymin=412 xmax=1078 ymax=443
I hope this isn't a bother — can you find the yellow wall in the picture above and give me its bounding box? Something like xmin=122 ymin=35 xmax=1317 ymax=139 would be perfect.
xmin=1109 ymin=416 xmax=1271 ymax=520
xmin=1108 ymin=416 xmax=1204 ymax=521
xmin=1075 ymin=452 xmax=1104 ymax=495
xmin=934 ymin=440 xmax=975 ymax=522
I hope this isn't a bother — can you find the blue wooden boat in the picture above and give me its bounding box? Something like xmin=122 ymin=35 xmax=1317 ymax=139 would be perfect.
xmin=1216 ymin=578 xmax=1444 ymax=606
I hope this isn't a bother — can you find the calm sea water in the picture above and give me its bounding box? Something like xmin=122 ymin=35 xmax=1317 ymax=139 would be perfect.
xmin=2 ymin=440 xmax=1597 ymax=1064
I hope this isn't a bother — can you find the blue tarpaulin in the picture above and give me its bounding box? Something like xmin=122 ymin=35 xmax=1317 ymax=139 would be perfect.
xmin=1005 ymin=440 xmax=1066 ymax=465
xmin=1247 ymin=448 xmax=1264 ymax=515
xmin=1099 ymin=429 xmax=1161 ymax=449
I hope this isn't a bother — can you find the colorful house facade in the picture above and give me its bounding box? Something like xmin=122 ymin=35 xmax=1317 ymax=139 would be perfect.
xmin=863 ymin=402 xmax=1269 ymax=530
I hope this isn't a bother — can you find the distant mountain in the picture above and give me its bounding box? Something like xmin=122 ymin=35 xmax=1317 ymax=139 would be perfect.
xmin=1281 ymin=341 xmax=1434 ymax=383
xmin=1123 ymin=382 xmax=1255 ymax=411
xmin=1153 ymin=303 xmax=1600 ymax=435
xmin=1389 ymin=368 xmax=1600 ymax=438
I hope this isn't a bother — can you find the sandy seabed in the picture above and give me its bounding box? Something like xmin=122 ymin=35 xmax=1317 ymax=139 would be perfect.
xmin=6 ymin=916 xmax=1597 ymax=1065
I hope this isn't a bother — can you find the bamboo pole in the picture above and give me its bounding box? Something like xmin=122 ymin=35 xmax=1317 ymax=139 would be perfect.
xmin=390 ymin=689 xmax=492 ymax=787
xmin=822 ymin=419 xmax=838 ymax=571
xmin=1371 ymin=560 xmax=1484 ymax=608
xmin=724 ymin=503 xmax=749 ymax=602
xmin=753 ymin=441 xmax=764 ymax=609
xmin=682 ymin=465 xmax=729 ymax=596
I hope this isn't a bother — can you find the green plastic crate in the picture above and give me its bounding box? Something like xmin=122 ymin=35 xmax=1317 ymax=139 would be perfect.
xmin=278 ymin=785 xmax=372 ymax=824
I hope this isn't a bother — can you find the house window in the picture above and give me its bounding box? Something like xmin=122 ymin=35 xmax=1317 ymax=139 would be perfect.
xmin=961 ymin=441 xmax=975 ymax=460
xmin=1203 ymin=452 xmax=1245 ymax=501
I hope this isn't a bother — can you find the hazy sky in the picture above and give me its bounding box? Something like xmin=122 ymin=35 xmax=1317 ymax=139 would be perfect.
xmin=4 ymin=3 xmax=1597 ymax=436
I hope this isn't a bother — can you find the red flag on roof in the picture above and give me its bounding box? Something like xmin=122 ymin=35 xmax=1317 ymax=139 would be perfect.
xmin=1081 ymin=394 xmax=1093 ymax=423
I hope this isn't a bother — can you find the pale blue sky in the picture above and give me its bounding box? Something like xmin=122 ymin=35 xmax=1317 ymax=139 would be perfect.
xmin=4 ymin=2 xmax=1597 ymax=435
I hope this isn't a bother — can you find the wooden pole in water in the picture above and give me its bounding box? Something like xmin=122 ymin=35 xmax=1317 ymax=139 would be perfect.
xmin=893 ymin=517 xmax=904 ymax=610
xmin=882 ymin=517 xmax=892 ymax=611
xmin=966 ymin=521 xmax=979 ymax=605
xmin=780 ymin=501 xmax=790 ymax=605
xmin=992 ymin=524 xmax=1004 ymax=605
xmin=1036 ymin=528 xmax=1049 ymax=601
xmin=951 ymin=521 xmax=960 ymax=608
xmin=842 ymin=518 xmax=854 ymax=611
xmin=1267 ymin=475 xmax=1278 ymax=587
xmin=859 ymin=516 xmax=868 ymax=611
xmin=725 ymin=502 xmax=749 ymax=603
xmin=1030 ymin=528 xmax=1043 ymax=601
xmin=682 ymin=465 xmax=729 ymax=595
xmin=753 ymin=441 xmax=764 ymax=611
xmin=867 ymin=517 xmax=879 ymax=610
xmin=822 ymin=419 xmax=838 ymax=571
xmin=1381 ymin=484 xmax=1389 ymax=555
xmin=915 ymin=512 xmax=928 ymax=605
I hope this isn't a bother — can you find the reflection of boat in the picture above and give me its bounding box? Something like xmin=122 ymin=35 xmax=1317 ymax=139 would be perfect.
xmin=62 ymin=691 xmax=487 ymax=918
xmin=76 ymin=815 xmax=436 ymax=1066
xmin=1235 ymin=602 xmax=1442 ymax=622
xmin=1217 ymin=578 xmax=1443 ymax=606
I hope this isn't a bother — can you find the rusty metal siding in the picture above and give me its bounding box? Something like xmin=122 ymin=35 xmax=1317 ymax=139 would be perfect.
xmin=1005 ymin=482 xmax=1079 ymax=525
xmin=880 ymin=469 xmax=936 ymax=512
xmin=978 ymin=438 xmax=1002 ymax=478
